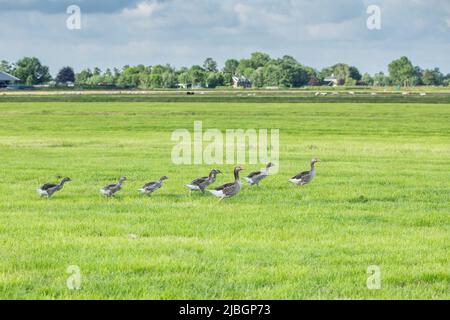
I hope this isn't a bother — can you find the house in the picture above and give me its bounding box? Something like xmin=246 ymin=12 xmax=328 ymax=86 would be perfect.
xmin=324 ymin=74 xmax=338 ymax=86
xmin=0 ymin=71 xmax=20 ymax=87
xmin=232 ymin=76 xmax=252 ymax=89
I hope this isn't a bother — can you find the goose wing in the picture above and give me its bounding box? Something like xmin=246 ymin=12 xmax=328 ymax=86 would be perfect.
xmin=143 ymin=182 xmax=159 ymax=190
xmin=215 ymin=182 xmax=236 ymax=195
xmin=191 ymin=176 xmax=208 ymax=186
xmin=247 ymin=171 xmax=262 ymax=179
xmin=103 ymin=183 xmax=117 ymax=190
xmin=292 ymin=170 xmax=311 ymax=180
xmin=40 ymin=183 xmax=57 ymax=190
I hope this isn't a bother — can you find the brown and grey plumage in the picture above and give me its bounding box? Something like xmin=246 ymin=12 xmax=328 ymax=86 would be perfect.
xmin=208 ymin=166 xmax=244 ymax=201
xmin=289 ymin=159 xmax=321 ymax=186
xmin=37 ymin=177 xmax=72 ymax=198
xmin=244 ymin=163 xmax=275 ymax=186
xmin=139 ymin=176 xmax=168 ymax=196
xmin=100 ymin=177 xmax=127 ymax=197
xmin=186 ymin=169 xmax=221 ymax=193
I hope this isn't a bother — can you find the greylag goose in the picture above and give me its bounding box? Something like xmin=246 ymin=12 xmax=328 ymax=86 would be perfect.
xmin=244 ymin=162 xmax=275 ymax=186
xmin=36 ymin=177 xmax=72 ymax=198
xmin=289 ymin=159 xmax=321 ymax=186
xmin=139 ymin=176 xmax=168 ymax=196
xmin=186 ymin=169 xmax=221 ymax=193
xmin=100 ymin=177 xmax=127 ymax=197
xmin=208 ymin=166 xmax=244 ymax=201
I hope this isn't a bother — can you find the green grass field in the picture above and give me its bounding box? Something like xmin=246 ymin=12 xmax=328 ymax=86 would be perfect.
xmin=0 ymin=101 xmax=449 ymax=299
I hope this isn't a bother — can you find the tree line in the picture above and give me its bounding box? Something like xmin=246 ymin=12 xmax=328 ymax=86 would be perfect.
xmin=1 ymin=53 xmax=449 ymax=88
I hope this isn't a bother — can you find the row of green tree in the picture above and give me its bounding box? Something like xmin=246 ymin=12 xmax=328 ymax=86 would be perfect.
xmin=1 ymin=54 xmax=449 ymax=88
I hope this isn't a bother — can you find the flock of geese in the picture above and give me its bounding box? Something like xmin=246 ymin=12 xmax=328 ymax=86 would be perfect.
xmin=36 ymin=158 xmax=321 ymax=201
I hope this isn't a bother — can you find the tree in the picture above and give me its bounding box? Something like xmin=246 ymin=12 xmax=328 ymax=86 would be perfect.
xmin=263 ymin=63 xmax=283 ymax=87
xmin=251 ymin=67 xmax=265 ymax=88
xmin=0 ymin=60 xmax=13 ymax=73
xmin=75 ymin=69 xmax=93 ymax=85
xmin=223 ymin=59 xmax=239 ymax=75
xmin=236 ymin=59 xmax=253 ymax=76
xmin=93 ymin=67 xmax=102 ymax=76
xmin=280 ymin=56 xmax=310 ymax=87
xmin=203 ymin=58 xmax=218 ymax=73
xmin=205 ymin=72 xmax=224 ymax=88
xmin=117 ymin=65 xmax=146 ymax=87
xmin=373 ymin=72 xmax=390 ymax=86
xmin=421 ymin=68 xmax=443 ymax=86
xmin=13 ymin=57 xmax=51 ymax=84
xmin=249 ymin=52 xmax=271 ymax=69
xmin=388 ymin=56 xmax=420 ymax=86
xmin=56 ymin=66 xmax=75 ymax=84
xmin=189 ymin=65 xmax=206 ymax=86
xmin=162 ymin=71 xmax=178 ymax=88
xmin=320 ymin=63 xmax=354 ymax=85
xmin=362 ymin=73 xmax=374 ymax=86
xmin=178 ymin=71 xmax=191 ymax=87
xmin=349 ymin=66 xmax=362 ymax=81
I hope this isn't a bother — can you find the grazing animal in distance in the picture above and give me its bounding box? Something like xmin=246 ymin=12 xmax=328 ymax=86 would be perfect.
xmin=208 ymin=166 xmax=244 ymax=201
xmin=37 ymin=177 xmax=72 ymax=198
xmin=139 ymin=176 xmax=168 ymax=196
xmin=186 ymin=169 xmax=221 ymax=193
xmin=289 ymin=159 xmax=321 ymax=187
xmin=100 ymin=177 xmax=127 ymax=197
xmin=244 ymin=163 xmax=275 ymax=186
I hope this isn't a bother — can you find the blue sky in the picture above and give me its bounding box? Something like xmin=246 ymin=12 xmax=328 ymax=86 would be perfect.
xmin=1 ymin=0 xmax=449 ymax=75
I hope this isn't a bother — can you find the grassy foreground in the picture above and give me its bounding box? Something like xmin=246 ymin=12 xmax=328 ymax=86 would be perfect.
xmin=0 ymin=102 xmax=449 ymax=299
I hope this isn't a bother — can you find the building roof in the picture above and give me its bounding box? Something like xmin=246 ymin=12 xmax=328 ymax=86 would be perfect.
xmin=324 ymin=74 xmax=337 ymax=81
xmin=0 ymin=71 xmax=20 ymax=81
xmin=232 ymin=75 xmax=251 ymax=83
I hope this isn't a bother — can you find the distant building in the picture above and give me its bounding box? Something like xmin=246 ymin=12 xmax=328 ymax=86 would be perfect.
xmin=324 ymin=74 xmax=338 ymax=86
xmin=0 ymin=71 xmax=20 ymax=87
xmin=232 ymin=76 xmax=252 ymax=89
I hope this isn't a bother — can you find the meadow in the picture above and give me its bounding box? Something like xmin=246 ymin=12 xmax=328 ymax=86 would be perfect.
xmin=0 ymin=101 xmax=449 ymax=299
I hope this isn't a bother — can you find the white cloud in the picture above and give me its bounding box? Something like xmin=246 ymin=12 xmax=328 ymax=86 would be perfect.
xmin=121 ymin=1 xmax=162 ymax=18
xmin=1 ymin=0 xmax=450 ymax=75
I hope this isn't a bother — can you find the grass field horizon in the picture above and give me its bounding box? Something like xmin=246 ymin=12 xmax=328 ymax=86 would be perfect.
xmin=0 ymin=101 xmax=449 ymax=299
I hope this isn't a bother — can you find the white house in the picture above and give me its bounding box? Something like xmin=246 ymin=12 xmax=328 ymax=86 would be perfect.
xmin=0 ymin=71 xmax=20 ymax=87
xmin=232 ymin=76 xmax=252 ymax=89
xmin=324 ymin=74 xmax=338 ymax=86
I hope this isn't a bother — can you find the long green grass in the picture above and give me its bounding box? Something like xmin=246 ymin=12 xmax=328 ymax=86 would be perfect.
xmin=0 ymin=102 xmax=449 ymax=299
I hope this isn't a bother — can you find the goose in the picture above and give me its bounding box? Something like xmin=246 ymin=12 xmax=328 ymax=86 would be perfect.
xmin=244 ymin=163 xmax=275 ymax=186
xmin=208 ymin=166 xmax=244 ymax=201
xmin=100 ymin=177 xmax=127 ymax=197
xmin=289 ymin=159 xmax=321 ymax=186
xmin=186 ymin=169 xmax=221 ymax=193
xmin=139 ymin=176 xmax=168 ymax=196
xmin=37 ymin=177 xmax=72 ymax=198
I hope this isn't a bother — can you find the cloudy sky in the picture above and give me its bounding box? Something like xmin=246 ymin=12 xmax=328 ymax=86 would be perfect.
xmin=1 ymin=0 xmax=449 ymax=75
